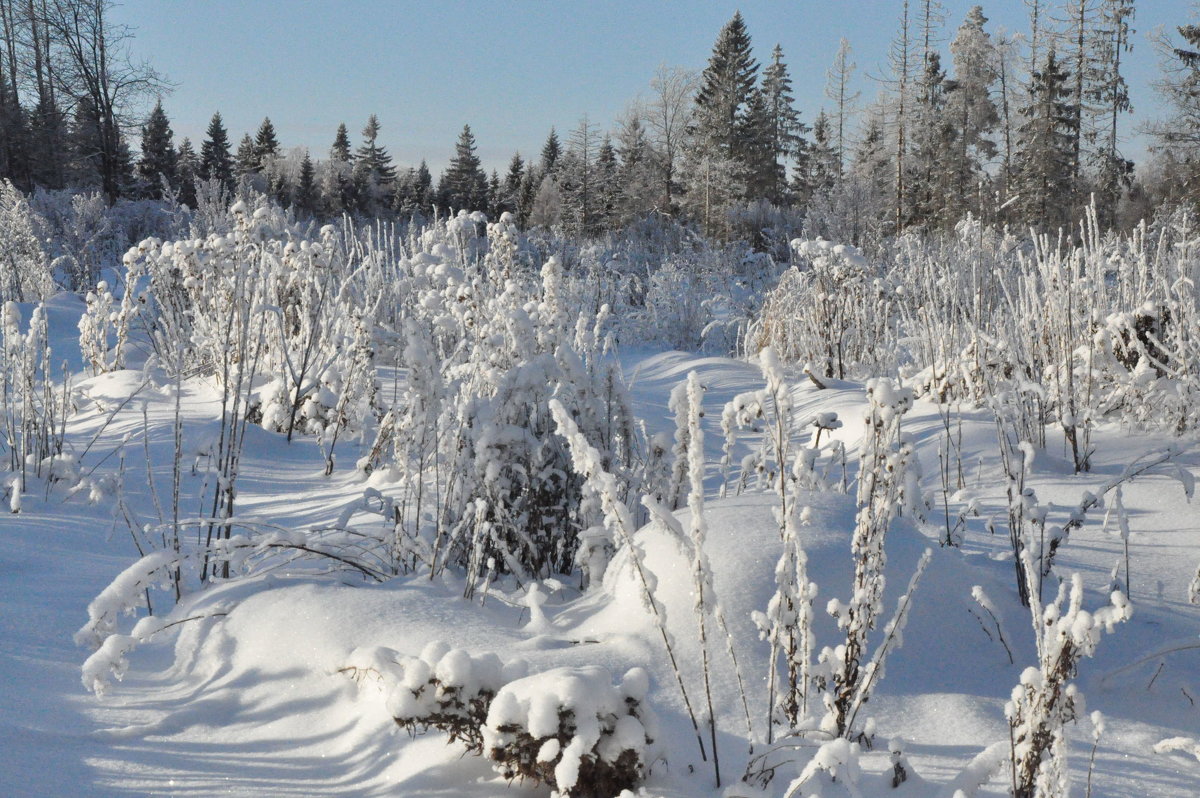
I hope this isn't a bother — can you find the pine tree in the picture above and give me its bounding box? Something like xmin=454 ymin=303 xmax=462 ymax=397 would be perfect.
xmin=294 ymin=150 xmax=318 ymax=216
xmin=1147 ymin=23 xmax=1200 ymax=206
xmin=1092 ymin=0 xmax=1135 ymax=227
xmin=138 ymin=100 xmax=177 ymax=199
xmin=177 ymin=137 xmax=199 ymax=207
xmin=559 ymin=116 xmax=599 ymax=234
xmin=352 ymin=114 xmax=396 ymax=216
xmin=200 ymin=112 xmax=233 ymax=187
xmin=825 ymin=38 xmax=860 ymax=174
xmin=1015 ymin=49 xmax=1077 ymax=229
xmin=441 ymin=123 xmax=488 ymax=212
xmin=235 ymin=133 xmax=259 ymax=177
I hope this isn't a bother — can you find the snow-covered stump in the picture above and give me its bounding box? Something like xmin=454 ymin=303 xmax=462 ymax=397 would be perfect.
xmin=482 ymin=666 xmax=659 ymax=798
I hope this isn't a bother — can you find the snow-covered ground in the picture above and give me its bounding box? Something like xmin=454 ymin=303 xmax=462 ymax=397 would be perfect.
xmin=3 ymin=304 xmax=1200 ymax=796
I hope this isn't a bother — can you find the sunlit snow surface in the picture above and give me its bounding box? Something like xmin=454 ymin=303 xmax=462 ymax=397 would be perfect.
xmin=2 ymin=306 xmax=1199 ymax=797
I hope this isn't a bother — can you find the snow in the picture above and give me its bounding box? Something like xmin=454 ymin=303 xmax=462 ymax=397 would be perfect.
xmin=2 ymin=285 xmax=1200 ymax=798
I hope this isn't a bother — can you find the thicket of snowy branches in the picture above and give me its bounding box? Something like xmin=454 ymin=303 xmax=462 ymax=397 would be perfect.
xmin=2 ymin=181 xmax=1198 ymax=797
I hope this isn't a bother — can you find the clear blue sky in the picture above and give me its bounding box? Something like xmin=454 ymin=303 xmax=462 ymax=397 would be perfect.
xmin=112 ymin=1 xmax=1193 ymax=176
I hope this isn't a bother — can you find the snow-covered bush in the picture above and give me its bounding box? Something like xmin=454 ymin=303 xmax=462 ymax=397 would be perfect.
xmin=374 ymin=641 xmax=529 ymax=752
xmin=483 ymin=665 xmax=659 ymax=798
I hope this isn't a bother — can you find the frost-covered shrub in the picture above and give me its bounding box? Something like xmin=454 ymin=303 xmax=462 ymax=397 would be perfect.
xmin=0 ymin=180 xmax=54 ymax=302
xmin=78 ymin=280 xmax=116 ymax=376
xmin=1 ymin=301 xmax=68 ymax=495
xmin=751 ymin=210 xmax=1200 ymax=440
xmin=483 ymin=666 xmax=659 ymax=798
xmin=751 ymin=238 xmax=891 ymax=380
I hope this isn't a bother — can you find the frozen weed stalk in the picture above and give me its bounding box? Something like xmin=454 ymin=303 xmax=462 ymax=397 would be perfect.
xmin=1005 ymin=574 xmax=1131 ymax=798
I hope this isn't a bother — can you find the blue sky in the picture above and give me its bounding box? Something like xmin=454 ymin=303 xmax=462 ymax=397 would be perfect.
xmin=113 ymin=1 xmax=1193 ymax=175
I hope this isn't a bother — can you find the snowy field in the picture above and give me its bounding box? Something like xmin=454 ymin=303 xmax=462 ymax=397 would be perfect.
xmin=3 ymin=286 xmax=1199 ymax=797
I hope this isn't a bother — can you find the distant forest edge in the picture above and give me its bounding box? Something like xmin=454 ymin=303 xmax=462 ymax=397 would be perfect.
xmin=1 ymin=1 xmax=1198 ymax=243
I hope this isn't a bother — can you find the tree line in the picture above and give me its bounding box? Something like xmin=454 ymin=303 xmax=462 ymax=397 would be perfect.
xmin=3 ymin=1 xmax=1200 ymax=239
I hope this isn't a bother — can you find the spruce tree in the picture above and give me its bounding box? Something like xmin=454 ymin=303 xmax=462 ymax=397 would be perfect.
xmin=558 ymin=116 xmax=608 ymax=235
xmin=693 ymin=11 xmax=759 ymax=164
xmin=442 ymin=123 xmax=488 ymax=212
xmin=518 ymin=167 xmax=539 ymax=227
xmin=177 ymin=137 xmax=199 ymax=207
xmin=1015 ymin=49 xmax=1077 ymax=229
xmin=906 ymin=51 xmax=952 ymax=226
xmin=138 ymin=100 xmax=177 ymax=199
xmin=414 ymin=160 xmax=433 ymax=210
xmin=324 ymin=122 xmax=356 ymax=214
xmin=392 ymin=167 xmax=418 ymax=219
xmin=294 ymin=150 xmax=318 ymax=216
xmin=739 ymin=87 xmax=778 ymax=202
xmin=487 ymin=170 xmax=502 ymax=218
xmin=688 ymin=11 xmax=759 ymax=233
xmin=761 ymin=43 xmax=806 ymax=203
xmin=796 ymin=110 xmax=839 ymax=205
xmin=596 ymin=134 xmax=620 ymax=231
xmin=255 ymin=117 xmax=280 ymax=163
xmin=851 ymin=113 xmax=895 ymax=221
xmin=502 ymin=153 xmax=525 ymax=217
xmin=944 ymin=6 xmax=1000 ymax=220
xmin=235 ymin=133 xmax=259 ymax=177
xmin=331 ymin=122 xmax=352 ymax=162
xmin=352 ymin=114 xmax=397 ymax=216
xmin=200 ymin=112 xmax=233 ymax=187
xmin=540 ymin=127 xmax=562 ymax=175
xmin=615 ymin=111 xmax=656 ymax=223
xmin=67 ymin=96 xmax=103 ymax=189
xmin=28 ymin=97 xmax=67 ymax=191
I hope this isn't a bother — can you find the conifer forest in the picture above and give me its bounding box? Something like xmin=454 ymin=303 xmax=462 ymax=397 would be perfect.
xmin=3 ymin=1 xmax=1200 ymax=796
